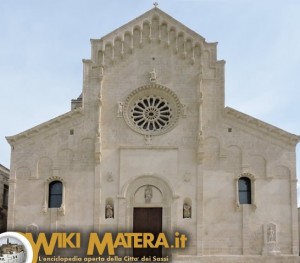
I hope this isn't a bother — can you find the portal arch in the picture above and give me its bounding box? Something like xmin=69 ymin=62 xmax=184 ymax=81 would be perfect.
xmin=118 ymin=175 xmax=178 ymax=235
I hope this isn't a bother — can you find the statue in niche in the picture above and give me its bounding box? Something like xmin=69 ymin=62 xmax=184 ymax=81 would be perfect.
xmin=183 ymin=203 xmax=191 ymax=218
xmin=267 ymin=224 xmax=276 ymax=242
xmin=149 ymin=68 xmax=157 ymax=83
xmin=145 ymin=186 xmax=153 ymax=203
xmin=105 ymin=204 xmax=114 ymax=219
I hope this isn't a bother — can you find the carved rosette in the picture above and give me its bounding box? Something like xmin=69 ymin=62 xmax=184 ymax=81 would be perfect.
xmin=123 ymin=84 xmax=181 ymax=136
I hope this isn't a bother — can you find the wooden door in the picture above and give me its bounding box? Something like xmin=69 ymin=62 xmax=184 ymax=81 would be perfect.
xmin=133 ymin=207 xmax=162 ymax=258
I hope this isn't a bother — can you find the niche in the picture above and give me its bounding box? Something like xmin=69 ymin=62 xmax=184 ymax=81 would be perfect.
xmin=183 ymin=198 xmax=192 ymax=219
xmin=105 ymin=198 xmax=114 ymax=219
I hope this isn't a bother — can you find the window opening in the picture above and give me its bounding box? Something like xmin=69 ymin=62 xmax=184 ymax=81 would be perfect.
xmin=48 ymin=181 xmax=63 ymax=208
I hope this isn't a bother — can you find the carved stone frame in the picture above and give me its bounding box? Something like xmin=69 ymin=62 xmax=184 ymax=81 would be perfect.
xmin=118 ymin=174 xmax=179 ymax=256
xmin=42 ymin=176 xmax=66 ymax=216
xmin=235 ymin=173 xmax=256 ymax=210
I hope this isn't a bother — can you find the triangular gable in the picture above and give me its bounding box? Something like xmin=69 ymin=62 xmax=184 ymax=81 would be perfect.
xmin=97 ymin=7 xmax=206 ymax=43
xmin=6 ymin=108 xmax=83 ymax=145
xmin=225 ymin=107 xmax=300 ymax=145
xmin=89 ymin=7 xmax=219 ymax=68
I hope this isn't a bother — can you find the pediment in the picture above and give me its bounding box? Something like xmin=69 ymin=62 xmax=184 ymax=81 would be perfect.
xmin=89 ymin=7 xmax=219 ymax=69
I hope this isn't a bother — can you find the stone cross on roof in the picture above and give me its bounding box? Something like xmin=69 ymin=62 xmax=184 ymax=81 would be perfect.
xmin=153 ymin=2 xmax=159 ymax=8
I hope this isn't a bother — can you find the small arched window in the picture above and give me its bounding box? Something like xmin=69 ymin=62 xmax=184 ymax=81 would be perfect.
xmin=238 ymin=177 xmax=251 ymax=204
xmin=48 ymin=181 xmax=63 ymax=208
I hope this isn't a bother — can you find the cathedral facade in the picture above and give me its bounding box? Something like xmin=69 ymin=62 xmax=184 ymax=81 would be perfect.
xmin=6 ymin=7 xmax=300 ymax=262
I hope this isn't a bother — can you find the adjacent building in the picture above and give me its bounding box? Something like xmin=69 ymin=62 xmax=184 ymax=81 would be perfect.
xmin=5 ymin=7 xmax=300 ymax=262
xmin=0 ymin=164 xmax=9 ymax=233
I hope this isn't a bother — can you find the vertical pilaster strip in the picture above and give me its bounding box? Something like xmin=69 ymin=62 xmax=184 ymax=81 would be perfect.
xmin=242 ymin=205 xmax=250 ymax=255
xmin=196 ymin=74 xmax=204 ymax=256
xmin=290 ymin=177 xmax=299 ymax=255
xmin=196 ymin=167 xmax=203 ymax=256
xmin=94 ymin=67 xmax=104 ymax=231
xmin=7 ymin=177 xmax=16 ymax=230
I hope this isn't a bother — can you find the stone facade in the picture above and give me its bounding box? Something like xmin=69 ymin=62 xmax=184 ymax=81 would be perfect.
xmin=0 ymin=164 xmax=9 ymax=233
xmin=5 ymin=7 xmax=300 ymax=262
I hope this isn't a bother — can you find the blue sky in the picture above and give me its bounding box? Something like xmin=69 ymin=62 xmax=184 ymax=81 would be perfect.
xmin=0 ymin=0 xmax=299 ymax=202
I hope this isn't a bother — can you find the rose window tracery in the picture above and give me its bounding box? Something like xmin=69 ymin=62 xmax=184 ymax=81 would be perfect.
xmin=123 ymin=84 xmax=181 ymax=135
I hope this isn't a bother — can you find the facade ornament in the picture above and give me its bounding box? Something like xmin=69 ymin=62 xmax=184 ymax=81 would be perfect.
xmin=99 ymin=66 xmax=104 ymax=79
xmin=197 ymin=130 xmax=203 ymax=144
xmin=117 ymin=102 xmax=124 ymax=117
xmin=183 ymin=203 xmax=191 ymax=218
xmin=267 ymin=224 xmax=276 ymax=242
xmin=58 ymin=204 xmax=65 ymax=216
xmin=97 ymin=92 xmax=102 ymax=106
xmin=95 ymin=152 xmax=101 ymax=164
xmin=42 ymin=203 xmax=48 ymax=214
xmin=106 ymin=172 xmax=114 ymax=182
xmin=145 ymin=185 xmax=153 ymax=203
xmin=153 ymin=2 xmax=159 ymax=8
xmin=145 ymin=135 xmax=152 ymax=145
xmin=105 ymin=204 xmax=114 ymax=219
xmin=123 ymin=84 xmax=181 ymax=136
xmin=181 ymin=104 xmax=187 ymax=117
xmin=149 ymin=68 xmax=157 ymax=83
xmin=263 ymin=222 xmax=280 ymax=255
xmin=197 ymin=151 xmax=205 ymax=165
xmin=184 ymin=172 xmax=191 ymax=182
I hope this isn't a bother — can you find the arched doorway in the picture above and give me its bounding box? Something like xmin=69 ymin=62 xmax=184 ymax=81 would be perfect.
xmin=118 ymin=175 xmax=176 ymax=257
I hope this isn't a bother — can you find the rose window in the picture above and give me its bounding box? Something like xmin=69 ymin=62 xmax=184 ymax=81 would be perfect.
xmin=123 ymin=84 xmax=181 ymax=135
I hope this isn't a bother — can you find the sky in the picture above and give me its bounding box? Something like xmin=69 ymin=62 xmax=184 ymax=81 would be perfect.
xmin=0 ymin=0 xmax=299 ymax=202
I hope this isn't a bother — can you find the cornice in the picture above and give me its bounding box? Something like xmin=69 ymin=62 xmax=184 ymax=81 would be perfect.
xmin=224 ymin=107 xmax=300 ymax=145
xmin=0 ymin=164 xmax=9 ymax=174
xmin=6 ymin=108 xmax=83 ymax=145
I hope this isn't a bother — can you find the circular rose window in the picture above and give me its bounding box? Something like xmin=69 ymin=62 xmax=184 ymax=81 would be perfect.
xmin=123 ymin=84 xmax=181 ymax=135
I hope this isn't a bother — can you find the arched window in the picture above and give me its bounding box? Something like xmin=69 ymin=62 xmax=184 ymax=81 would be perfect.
xmin=48 ymin=181 xmax=63 ymax=208
xmin=238 ymin=177 xmax=251 ymax=204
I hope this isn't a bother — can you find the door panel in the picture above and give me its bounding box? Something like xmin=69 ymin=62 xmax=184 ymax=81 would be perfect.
xmin=133 ymin=208 xmax=162 ymax=258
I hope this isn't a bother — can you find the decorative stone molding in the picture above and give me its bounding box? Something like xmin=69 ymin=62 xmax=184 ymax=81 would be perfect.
xmin=225 ymin=107 xmax=300 ymax=145
xmin=106 ymin=172 xmax=114 ymax=182
xmin=181 ymin=103 xmax=187 ymax=117
xmin=149 ymin=68 xmax=157 ymax=83
xmin=43 ymin=176 xmax=66 ymax=216
xmin=235 ymin=173 xmax=257 ymax=210
xmin=123 ymin=84 xmax=181 ymax=136
xmin=263 ymin=222 xmax=280 ymax=255
xmin=117 ymin=102 xmax=124 ymax=117
xmin=6 ymin=108 xmax=83 ymax=145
